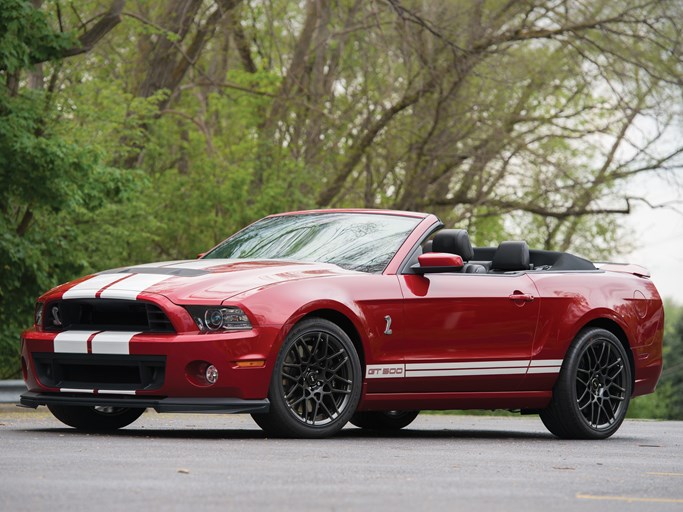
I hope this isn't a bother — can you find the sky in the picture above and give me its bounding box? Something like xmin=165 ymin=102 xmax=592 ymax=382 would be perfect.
xmin=623 ymin=172 xmax=683 ymax=304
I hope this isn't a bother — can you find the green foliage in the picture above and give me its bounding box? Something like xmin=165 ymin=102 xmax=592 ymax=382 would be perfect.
xmin=0 ymin=0 xmax=74 ymax=73
xmin=0 ymin=1 xmax=146 ymax=378
xmin=628 ymin=301 xmax=683 ymax=420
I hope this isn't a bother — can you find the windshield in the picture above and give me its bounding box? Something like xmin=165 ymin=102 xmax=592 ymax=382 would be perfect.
xmin=204 ymin=213 xmax=422 ymax=273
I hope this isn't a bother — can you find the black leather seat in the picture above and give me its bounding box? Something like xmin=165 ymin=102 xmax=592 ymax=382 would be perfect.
xmin=431 ymin=229 xmax=486 ymax=273
xmin=490 ymin=241 xmax=531 ymax=272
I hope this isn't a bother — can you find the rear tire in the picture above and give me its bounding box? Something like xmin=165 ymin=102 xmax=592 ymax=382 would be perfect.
xmin=47 ymin=404 xmax=145 ymax=431
xmin=350 ymin=410 xmax=419 ymax=431
xmin=251 ymin=318 xmax=362 ymax=438
xmin=540 ymin=327 xmax=632 ymax=439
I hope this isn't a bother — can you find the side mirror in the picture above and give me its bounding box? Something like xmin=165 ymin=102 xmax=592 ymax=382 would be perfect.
xmin=412 ymin=252 xmax=464 ymax=274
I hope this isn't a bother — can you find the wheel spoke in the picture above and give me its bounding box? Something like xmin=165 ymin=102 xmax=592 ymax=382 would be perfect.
xmin=577 ymin=386 xmax=590 ymax=404
xmin=608 ymin=382 xmax=626 ymax=393
xmin=606 ymin=356 xmax=621 ymax=370
xmin=311 ymin=398 xmax=320 ymax=425
xmin=284 ymin=383 xmax=303 ymax=400
xmin=606 ymin=363 xmax=623 ymax=381
xmin=597 ymin=342 xmax=607 ymax=368
xmin=330 ymin=356 xmax=350 ymax=373
xmin=282 ymin=371 xmax=300 ymax=381
xmin=320 ymin=400 xmax=336 ymax=419
xmin=599 ymin=402 xmax=613 ymax=425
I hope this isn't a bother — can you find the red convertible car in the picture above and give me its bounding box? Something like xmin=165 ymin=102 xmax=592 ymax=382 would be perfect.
xmin=20 ymin=209 xmax=663 ymax=439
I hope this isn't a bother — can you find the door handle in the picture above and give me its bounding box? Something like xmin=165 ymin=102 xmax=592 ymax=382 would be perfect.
xmin=509 ymin=293 xmax=534 ymax=302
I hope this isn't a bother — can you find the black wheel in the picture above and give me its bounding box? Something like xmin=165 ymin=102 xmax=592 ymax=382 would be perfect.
xmin=47 ymin=404 xmax=145 ymax=431
xmin=251 ymin=318 xmax=362 ymax=438
xmin=350 ymin=410 xmax=419 ymax=430
xmin=540 ymin=327 xmax=632 ymax=439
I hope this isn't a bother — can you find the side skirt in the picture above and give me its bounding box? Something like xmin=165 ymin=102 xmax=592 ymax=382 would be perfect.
xmin=356 ymin=391 xmax=551 ymax=412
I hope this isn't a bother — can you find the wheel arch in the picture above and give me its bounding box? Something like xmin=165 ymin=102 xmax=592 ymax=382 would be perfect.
xmin=578 ymin=317 xmax=635 ymax=389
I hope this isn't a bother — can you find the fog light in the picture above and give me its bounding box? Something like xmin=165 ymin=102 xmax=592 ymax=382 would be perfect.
xmin=205 ymin=365 xmax=218 ymax=384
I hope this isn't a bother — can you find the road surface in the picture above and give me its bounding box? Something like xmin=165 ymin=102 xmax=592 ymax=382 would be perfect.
xmin=1 ymin=406 xmax=681 ymax=511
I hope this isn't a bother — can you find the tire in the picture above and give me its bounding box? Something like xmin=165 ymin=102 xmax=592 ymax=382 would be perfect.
xmin=47 ymin=404 xmax=145 ymax=431
xmin=350 ymin=410 xmax=419 ymax=431
xmin=540 ymin=327 xmax=632 ymax=440
xmin=251 ymin=318 xmax=362 ymax=438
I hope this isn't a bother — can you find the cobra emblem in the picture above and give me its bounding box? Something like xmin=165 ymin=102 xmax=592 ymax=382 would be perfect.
xmin=384 ymin=315 xmax=393 ymax=335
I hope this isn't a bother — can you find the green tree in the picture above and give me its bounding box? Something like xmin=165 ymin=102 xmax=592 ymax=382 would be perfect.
xmin=660 ymin=305 xmax=683 ymax=419
xmin=628 ymin=301 xmax=683 ymax=419
xmin=0 ymin=0 xmax=137 ymax=377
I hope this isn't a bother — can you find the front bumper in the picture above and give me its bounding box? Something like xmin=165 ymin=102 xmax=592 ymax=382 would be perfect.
xmin=20 ymin=325 xmax=283 ymax=401
xmin=19 ymin=392 xmax=270 ymax=414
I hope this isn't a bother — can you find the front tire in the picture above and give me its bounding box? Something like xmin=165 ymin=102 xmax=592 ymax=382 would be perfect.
xmin=47 ymin=404 xmax=145 ymax=431
xmin=252 ymin=318 xmax=362 ymax=438
xmin=540 ymin=328 xmax=632 ymax=439
xmin=350 ymin=410 xmax=420 ymax=431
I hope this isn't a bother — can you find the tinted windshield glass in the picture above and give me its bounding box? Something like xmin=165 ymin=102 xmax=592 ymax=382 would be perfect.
xmin=205 ymin=213 xmax=421 ymax=273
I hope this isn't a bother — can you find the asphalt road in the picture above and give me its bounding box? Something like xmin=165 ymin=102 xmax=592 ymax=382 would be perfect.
xmin=1 ymin=406 xmax=682 ymax=512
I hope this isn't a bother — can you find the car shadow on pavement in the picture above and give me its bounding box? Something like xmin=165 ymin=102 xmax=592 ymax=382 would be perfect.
xmin=21 ymin=426 xmax=616 ymax=441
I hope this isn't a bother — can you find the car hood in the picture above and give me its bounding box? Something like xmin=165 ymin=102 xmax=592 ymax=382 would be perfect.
xmin=54 ymin=259 xmax=359 ymax=304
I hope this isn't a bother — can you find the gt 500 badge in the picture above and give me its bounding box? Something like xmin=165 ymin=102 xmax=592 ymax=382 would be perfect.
xmin=365 ymin=364 xmax=406 ymax=378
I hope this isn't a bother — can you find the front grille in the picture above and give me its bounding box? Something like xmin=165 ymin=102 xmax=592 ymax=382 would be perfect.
xmin=33 ymin=353 xmax=165 ymax=391
xmin=43 ymin=299 xmax=174 ymax=333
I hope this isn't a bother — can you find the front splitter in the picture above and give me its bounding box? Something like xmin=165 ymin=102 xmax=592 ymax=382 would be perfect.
xmin=19 ymin=392 xmax=269 ymax=414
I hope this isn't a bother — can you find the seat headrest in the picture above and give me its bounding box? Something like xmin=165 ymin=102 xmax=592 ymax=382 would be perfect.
xmin=432 ymin=229 xmax=474 ymax=261
xmin=491 ymin=241 xmax=530 ymax=271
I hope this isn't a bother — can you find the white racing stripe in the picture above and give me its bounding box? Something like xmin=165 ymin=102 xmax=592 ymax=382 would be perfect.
xmin=406 ymin=367 xmax=528 ymax=378
xmin=406 ymin=360 xmax=530 ymax=371
xmin=62 ymin=273 xmax=131 ymax=299
xmin=366 ymin=359 xmax=565 ymax=378
xmin=98 ymin=273 xmax=171 ymax=300
xmin=529 ymin=359 xmax=563 ymax=367
xmin=527 ymin=366 xmax=562 ymax=374
xmin=54 ymin=330 xmax=98 ymax=353
xmin=91 ymin=331 xmax=140 ymax=355
xmin=528 ymin=359 xmax=563 ymax=374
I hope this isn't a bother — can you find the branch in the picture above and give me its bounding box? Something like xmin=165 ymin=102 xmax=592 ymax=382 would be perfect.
xmin=472 ymin=12 xmax=633 ymax=52
xmin=62 ymin=0 xmax=126 ymax=57
xmin=318 ymin=77 xmax=437 ymax=206
xmin=159 ymin=109 xmax=214 ymax=154
xmin=433 ymin=197 xmax=633 ymax=219
xmin=384 ymin=0 xmax=466 ymax=54
xmin=185 ymin=81 xmax=276 ymax=97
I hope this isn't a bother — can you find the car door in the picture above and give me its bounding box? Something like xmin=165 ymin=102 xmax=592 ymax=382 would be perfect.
xmin=394 ymin=272 xmax=540 ymax=392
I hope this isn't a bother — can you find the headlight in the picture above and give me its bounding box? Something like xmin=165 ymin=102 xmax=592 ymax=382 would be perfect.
xmin=186 ymin=306 xmax=252 ymax=332
xmin=35 ymin=303 xmax=43 ymax=327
